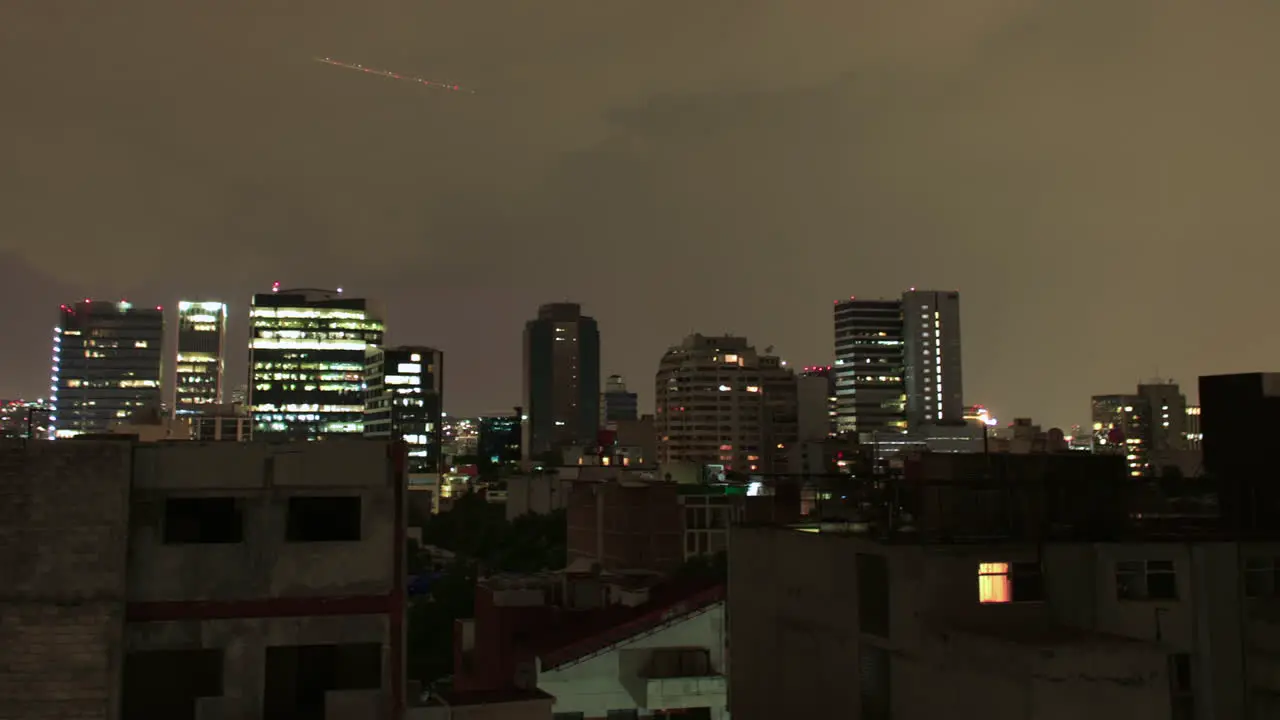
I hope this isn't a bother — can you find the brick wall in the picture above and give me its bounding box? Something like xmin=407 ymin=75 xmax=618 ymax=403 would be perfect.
xmin=0 ymin=441 xmax=132 ymax=720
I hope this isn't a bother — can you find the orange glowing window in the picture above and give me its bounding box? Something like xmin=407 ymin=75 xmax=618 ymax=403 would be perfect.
xmin=978 ymin=562 xmax=1012 ymax=603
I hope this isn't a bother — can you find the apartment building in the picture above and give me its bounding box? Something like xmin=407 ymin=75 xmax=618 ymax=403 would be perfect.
xmin=728 ymin=470 xmax=1280 ymax=720
xmin=0 ymin=438 xmax=407 ymax=720
xmin=655 ymin=334 xmax=797 ymax=475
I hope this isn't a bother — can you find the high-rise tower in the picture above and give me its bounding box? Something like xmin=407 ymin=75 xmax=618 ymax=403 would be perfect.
xmin=833 ymin=298 xmax=906 ymax=436
xmin=173 ymin=300 xmax=227 ymax=413
xmin=902 ymin=290 xmax=963 ymax=427
xmin=364 ymin=346 xmax=444 ymax=475
xmin=522 ymin=302 xmax=600 ymax=460
xmin=248 ymin=288 xmax=384 ymax=439
xmin=51 ymin=300 xmax=164 ymax=437
xmin=833 ymin=290 xmax=964 ymax=437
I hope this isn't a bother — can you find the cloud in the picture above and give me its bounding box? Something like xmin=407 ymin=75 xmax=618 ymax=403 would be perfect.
xmin=2 ymin=0 xmax=1280 ymax=422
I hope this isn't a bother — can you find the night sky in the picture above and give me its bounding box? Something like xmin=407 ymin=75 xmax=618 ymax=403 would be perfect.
xmin=3 ymin=1 xmax=1278 ymax=426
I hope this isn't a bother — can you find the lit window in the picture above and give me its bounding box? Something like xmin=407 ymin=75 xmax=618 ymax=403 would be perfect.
xmin=724 ymin=354 xmax=739 ymax=364
xmin=978 ymin=562 xmax=1044 ymax=603
xmin=979 ymin=563 xmax=1011 ymax=603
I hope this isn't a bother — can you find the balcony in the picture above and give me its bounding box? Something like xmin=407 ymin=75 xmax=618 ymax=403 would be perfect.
xmin=643 ymin=674 xmax=727 ymax=710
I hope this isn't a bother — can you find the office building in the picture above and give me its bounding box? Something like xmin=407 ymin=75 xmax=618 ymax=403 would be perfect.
xmin=798 ymin=366 xmax=836 ymax=441
xmin=833 ymin=291 xmax=964 ymax=437
xmin=833 ymin=298 xmax=905 ymax=437
xmin=522 ymin=303 xmax=600 ymax=459
xmin=51 ymin=300 xmax=164 ymax=438
xmin=654 ymin=334 xmax=797 ymax=474
xmin=173 ymin=300 xmax=227 ymax=413
xmin=602 ymin=374 xmax=639 ymax=423
xmin=478 ymin=410 xmax=522 ymax=472
xmin=1092 ymin=380 xmax=1195 ymax=477
xmin=0 ymin=438 xmax=406 ymax=720
xmin=902 ymin=289 xmax=963 ymax=426
xmin=364 ymin=346 xmax=444 ymax=475
xmin=248 ymin=288 xmax=384 ymax=439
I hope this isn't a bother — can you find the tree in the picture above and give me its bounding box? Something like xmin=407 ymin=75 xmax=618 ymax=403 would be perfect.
xmin=406 ymin=558 xmax=477 ymax=684
xmin=674 ymin=550 xmax=727 ymax=582
xmin=407 ymin=500 xmax=569 ymax=683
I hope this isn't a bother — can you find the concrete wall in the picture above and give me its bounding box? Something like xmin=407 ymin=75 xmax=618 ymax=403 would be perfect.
xmin=728 ymin=527 xmax=1184 ymax=720
xmin=124 ymin=614 xmax=390 ymax=719
xmin=127 ymin=441 xmax=396 ymax=601
xmin=505 ymin=474 xmax=572 ymax=521
xmin=537 ymin=603 xmax=727 ymax=719
xmin=0 ymin=440 xmax=133 ymax=720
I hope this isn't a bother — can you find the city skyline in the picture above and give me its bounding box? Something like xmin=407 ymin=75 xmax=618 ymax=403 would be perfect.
xmin=0 ymin=284 xmax=1240 ymax=430
xmin=4 ymin=2 xmax=1279 ymax=428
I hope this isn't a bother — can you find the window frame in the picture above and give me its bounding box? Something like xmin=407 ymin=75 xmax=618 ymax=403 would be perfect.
xmin=1244 ymin=556 xmax=1280 ymax=599
xmin=1116 ymin=559 xmax=1179 ymax=601
xmin=978 ymin=561 xmax=1045 ymax=604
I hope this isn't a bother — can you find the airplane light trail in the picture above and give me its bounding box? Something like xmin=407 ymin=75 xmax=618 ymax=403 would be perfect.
xmin=314 ymin=57 xmax=474 ymax=94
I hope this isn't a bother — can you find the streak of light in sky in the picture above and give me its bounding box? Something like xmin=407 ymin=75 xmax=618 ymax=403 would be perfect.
xmin=313 ymin=57 xmax=475 ymax=94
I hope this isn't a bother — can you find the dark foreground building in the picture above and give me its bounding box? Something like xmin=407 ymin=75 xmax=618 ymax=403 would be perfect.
xmin=0 ymin=439 xmax=407 ymax=720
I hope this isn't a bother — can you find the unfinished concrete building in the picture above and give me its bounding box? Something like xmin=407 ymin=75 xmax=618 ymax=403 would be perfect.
xmin=0 ymin=438 xmax=406 ymax=720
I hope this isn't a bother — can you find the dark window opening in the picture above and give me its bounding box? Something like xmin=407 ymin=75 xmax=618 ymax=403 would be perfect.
xmin=1169 ymin=653 xmax=1194 ymax=720
xmin=1244 ymin=557 xmax=1280 ymax=598
xmin=263 ymin=643 xmax=382 ymax=720
xmin=163 ymin=498 xmax=243 ymax=544
xmin=645 ymin=648 xmax=713 ymax=678
xmin=1117 ymin=560 xmax=1178 ymax=601
xmin=122 ymin=649 xmax=223 ymax=720
xmin=286 ymin=496 xmax=362 ymax=542
xmin=857 ymin=553 xmax=890 ymax=637
xmin=607 ymin=711 xmax=639 ymax=720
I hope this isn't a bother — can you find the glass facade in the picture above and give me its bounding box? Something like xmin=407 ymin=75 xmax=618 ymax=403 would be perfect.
xmin=478 ymin=412 xmax=522 ymax=471
xmin=364 ymin=346 xmax=444 ymax=474
xmin=248 ymin=289 xmax=384 ymax=438
xmin=174 ymin=300 xmax=227 ymax=413
xmin=51 ymin=300 xmax=164 ymax=437
xmin=833 ymin=299 xmax=906 ymax=437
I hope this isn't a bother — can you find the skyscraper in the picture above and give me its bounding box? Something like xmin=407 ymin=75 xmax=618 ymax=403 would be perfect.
xmin=173 ymin=300 xmax=227 ymax=413
xmin=248 ymin=288 xmax=384 ymax=439
xmin=364 ymin=346 xmax=444 ymax=475
xmin=833 ymin=298 xmax=906 ymax=436
xmin=602 ymin=374 xmax=639 ymax=424
xmin=522 ymin=303 xmax=600 ymax=459
xmin=833 ymin=290 xmax=964 ymax=437
xmin=51 ymin=300 xmax=164 ymax=437
xmin=902 ymin=289 xmax=963 ymax=427
xmin=654 ymin=334 xmax=797 ymax=475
